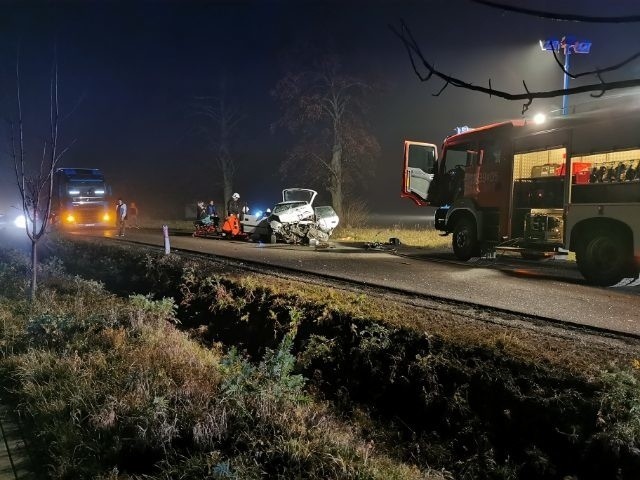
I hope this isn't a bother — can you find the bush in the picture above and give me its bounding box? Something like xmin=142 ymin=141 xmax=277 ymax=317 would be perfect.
xmin=0 ymin=250 xmax=432 ymax=479
xmin=341 ymin=197 xmax=370 ymax=228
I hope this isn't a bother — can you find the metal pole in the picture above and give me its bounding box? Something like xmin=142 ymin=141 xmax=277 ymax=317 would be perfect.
xmin=562 ymin=51 xmax=570 ymax=115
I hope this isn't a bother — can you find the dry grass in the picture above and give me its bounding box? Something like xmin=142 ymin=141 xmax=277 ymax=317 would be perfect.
xmin=232 ymin=271 xmax=639 ymax=377
xmin=332 ymin=225 xmax=450 ymax=249
xmin=0 ymin=252 xmax=442 ymax=479
xmin=5 ymin=241 xmax=639 ymax=478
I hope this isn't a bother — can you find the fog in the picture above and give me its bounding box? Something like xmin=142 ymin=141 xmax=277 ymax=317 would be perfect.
xmin=1 ymin=0 xmax=639 ymax=220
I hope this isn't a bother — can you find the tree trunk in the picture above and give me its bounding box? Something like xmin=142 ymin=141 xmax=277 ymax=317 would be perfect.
xmin=218 ymin=131 xmax=234 ymax=216
xmin=329 ymin=140 xmax=343 ymax=218
xmin=223 ymin=170 xmax=233 ymax=216
xmin=30 ymin=239 xmax=37 ymax=300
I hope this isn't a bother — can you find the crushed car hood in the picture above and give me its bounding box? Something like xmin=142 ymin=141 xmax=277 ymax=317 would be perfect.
xmin=282 ymin=188 xmax=317 ymax=205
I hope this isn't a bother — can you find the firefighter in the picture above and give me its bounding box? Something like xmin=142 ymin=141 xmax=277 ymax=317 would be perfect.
xmin=227 ymin=192 xmax=241 ymax=217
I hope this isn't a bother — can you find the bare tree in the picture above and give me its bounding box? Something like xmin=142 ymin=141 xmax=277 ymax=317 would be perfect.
xmin=10 ymin=54 xmax=73 ymax=300
xmin=272 ymin=56 xmax=380 ymax=218
xmin=193 ymin=79 xmax=243 ymax=213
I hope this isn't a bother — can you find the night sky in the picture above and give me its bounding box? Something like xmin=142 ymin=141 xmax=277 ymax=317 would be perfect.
xmin=1 ymin=0 xmax=639 ymax=218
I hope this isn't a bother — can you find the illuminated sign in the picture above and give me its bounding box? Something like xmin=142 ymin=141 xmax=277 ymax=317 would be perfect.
xmin=539 ymin=37 xmax=591 ymax=54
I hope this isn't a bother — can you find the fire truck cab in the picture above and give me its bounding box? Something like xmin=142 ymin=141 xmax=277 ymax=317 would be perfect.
xmin=402 ymin=104 xmax=640 ymax=286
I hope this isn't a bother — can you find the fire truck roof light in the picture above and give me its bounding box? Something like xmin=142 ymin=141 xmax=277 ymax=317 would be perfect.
xmin=533 ymin=113 xmax=546 ymax=125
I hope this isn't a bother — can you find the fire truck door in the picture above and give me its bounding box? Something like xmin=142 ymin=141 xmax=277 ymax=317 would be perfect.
xmin=404 ymin=141 xmax=437 ymax=202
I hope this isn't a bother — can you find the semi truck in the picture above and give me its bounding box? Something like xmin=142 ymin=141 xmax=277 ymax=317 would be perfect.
xmin=402 ymin=102 xmax=640 ymax=286
xmin=52 ymin=168 xmax=111 ymax=227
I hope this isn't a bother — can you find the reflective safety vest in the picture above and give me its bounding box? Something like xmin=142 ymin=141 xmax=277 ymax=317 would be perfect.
xmin=222 ymin=214 xmax=241 ymax=236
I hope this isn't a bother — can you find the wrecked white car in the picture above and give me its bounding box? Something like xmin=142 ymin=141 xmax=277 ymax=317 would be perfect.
xmin=245 ymin=188 xmax=339 ymax=244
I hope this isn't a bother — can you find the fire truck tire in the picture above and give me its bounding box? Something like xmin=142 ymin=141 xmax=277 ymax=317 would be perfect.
xmin=452 ymin=217 xmax=479 ymax=261
xmin=575 ymin=229 xmax=633 ymax=286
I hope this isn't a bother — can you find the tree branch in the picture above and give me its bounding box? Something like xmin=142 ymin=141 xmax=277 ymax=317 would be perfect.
xmin=392 ymin=20 xmax=640 ymax=113
xmin=469 ymin=0 xmax=640 ymax=23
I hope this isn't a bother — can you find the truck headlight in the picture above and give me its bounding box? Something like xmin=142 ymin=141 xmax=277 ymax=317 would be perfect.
xmin=102 ymin=213 xmax=110 ymax=221
xmin=65 ymin=214 xmax=75 ymax=223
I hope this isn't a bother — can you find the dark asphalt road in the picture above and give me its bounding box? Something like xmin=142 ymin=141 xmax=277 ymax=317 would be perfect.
xmin=63 ymin=227 xmax=640 ymax=337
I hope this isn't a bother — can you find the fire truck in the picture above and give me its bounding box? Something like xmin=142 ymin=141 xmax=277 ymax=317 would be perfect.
xmin=402 ymin=103 xmax=640 ymax=286
xmin=52 ymin=168 xmax=111 ymax=227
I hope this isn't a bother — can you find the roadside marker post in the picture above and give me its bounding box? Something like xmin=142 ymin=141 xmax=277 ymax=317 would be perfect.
xmin=162 ymin=225 xmax=170 ymax=254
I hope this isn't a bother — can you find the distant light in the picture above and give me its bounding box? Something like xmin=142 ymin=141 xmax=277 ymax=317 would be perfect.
xmin=95 ymin=189 xmax=105 ymax=195
xmin=69 ymin=189 xmax=80 ymax=195
xmin=254 ymin=210 xmax=262 ymax=218
xmin=540 ymin=37 xmax=591 ymax=54
xmin=14 ymin=215 xmax=26 ymax=228
xmin=533 ymin=113 xmax=546 ymax=125
xmin=540 ymin=39 xmax=560 ymax=51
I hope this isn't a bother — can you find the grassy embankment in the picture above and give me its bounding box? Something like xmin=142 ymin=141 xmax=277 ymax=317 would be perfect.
xmin=0 ymin=247 xmax=439 ymax=479
xmin=0 ymin=238 xmax=638 ymax=478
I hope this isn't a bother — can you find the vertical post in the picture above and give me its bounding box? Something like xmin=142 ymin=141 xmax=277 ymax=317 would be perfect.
xmin=562 ymin=51 xmax=570 ymax=116
xmin=540 ymin=37 xmax=590 ymax=116
xmin=162 ymin=224 xmax=170 ymax=254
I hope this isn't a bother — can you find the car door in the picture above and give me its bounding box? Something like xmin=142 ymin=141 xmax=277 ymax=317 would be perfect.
xmin=403 ymin=141 xmax=438 ymax=204
xmin=314 ymin=206 xmax=339 ymax=232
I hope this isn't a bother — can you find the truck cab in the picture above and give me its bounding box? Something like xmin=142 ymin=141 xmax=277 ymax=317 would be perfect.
xmin=53 ymin=168 xmax=112 ymax=227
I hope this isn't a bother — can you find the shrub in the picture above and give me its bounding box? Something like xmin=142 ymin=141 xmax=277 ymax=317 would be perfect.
xmin=596 ymin=368 xmax=640 ymax=448
xmin=341 ymin=197 xmax=370 ymax=228
xmin=0 ymin=250 xmax=432 ymax=479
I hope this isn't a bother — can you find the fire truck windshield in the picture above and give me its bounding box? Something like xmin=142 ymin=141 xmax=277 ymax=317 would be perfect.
xmin=442 ymin=143 xmax=479 ymax=172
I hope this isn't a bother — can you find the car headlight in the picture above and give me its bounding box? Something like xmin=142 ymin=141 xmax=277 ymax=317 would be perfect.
xmin=14 ymin=215 xmax=26 ymax=228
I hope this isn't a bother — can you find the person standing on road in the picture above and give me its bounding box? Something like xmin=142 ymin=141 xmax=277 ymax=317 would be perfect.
xmin=196 ymin=201 xmax=206 ymax=220
xmin=129 ymin=201 xmax=140 ymax=229
xmin=116 ymin=198 xmax=127 ymax=237
xmin=206 ymin=200 xmax=219 ymax=227
xmin=227 ymin=192 xmax=241 ymax=217
xmin=206 ymin=200 xmax=217 ymax=217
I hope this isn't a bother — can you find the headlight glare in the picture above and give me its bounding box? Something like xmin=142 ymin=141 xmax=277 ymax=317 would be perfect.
xmin=14 ymin=215 xmax=26 ymax=228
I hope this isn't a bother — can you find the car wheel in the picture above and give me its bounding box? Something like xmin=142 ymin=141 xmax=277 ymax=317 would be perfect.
xmin=452 ymin=217 xmax=479 ymax=261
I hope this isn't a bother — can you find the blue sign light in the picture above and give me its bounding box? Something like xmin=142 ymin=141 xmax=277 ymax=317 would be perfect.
xmin=540 ymin=37 xmax=591 ymax=54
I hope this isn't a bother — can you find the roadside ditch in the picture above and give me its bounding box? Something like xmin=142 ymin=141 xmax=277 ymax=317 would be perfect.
xmin=42 ymin=238 xmax=640 ymax=479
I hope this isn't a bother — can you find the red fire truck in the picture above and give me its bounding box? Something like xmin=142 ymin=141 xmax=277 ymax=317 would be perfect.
xmin=402 ymin=103 xmax=640 ymax=286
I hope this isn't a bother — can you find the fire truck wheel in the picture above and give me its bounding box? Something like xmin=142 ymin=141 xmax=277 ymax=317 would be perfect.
xmin=576 ymin=230 xmax=632 ymax=286
xmin=452 ymin=217 xmax=479 ymax=261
